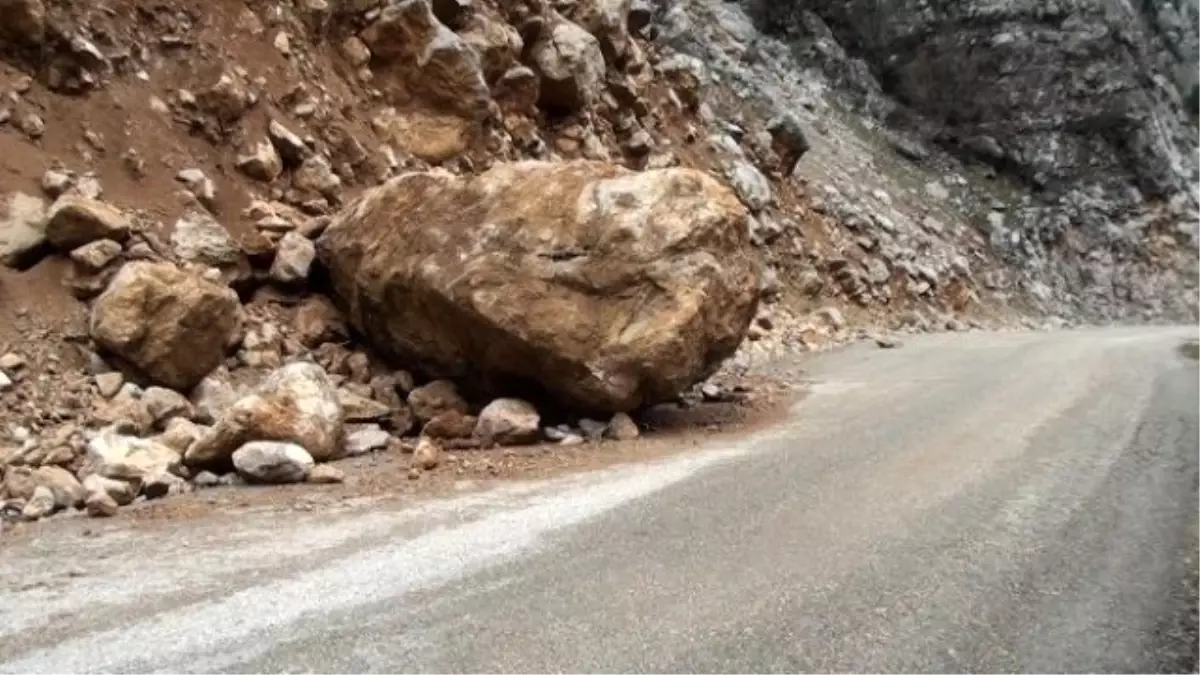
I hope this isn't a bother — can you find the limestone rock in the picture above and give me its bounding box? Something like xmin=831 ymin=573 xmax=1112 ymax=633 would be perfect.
xmin=0 ymin=191 xmax=47 ymax=267
xmin=307 ymin=463 xmax=345 ymax=484
xmin=82 ymin=473 xmax=138 ymax=506
xmin=70 ymin=239 xmax=122 ymax=272
xmin=411 ymin=436 xmax=441 ymax=470
xmin=45 ymin=196 xmax=131 ymax=250
xmin=85 ymin=490 xmax=119 ymax=517
xmin=185 ymin=362 xmax=345 ymax=466
xmin=89 ymin=262 xmax=241 ymax=390
xmin=318 ymin=161 xmax=759 ymax=413
xmin=169 ymin=211 xmax=249 ymax=283
xmin=606 ymin=411 xmax=639 ymax=440
xmin=236 ymin=139 xmax=284 ymax=182
xmin=268 ymin=231 xmax=315 ymax=285
xmin=87 ymin=428 xmax=181 ymax=482
xmin=232 ymin=441 xmax=314 ymax=484
xmin=21 ymin=486 xmax=55 ymax=520
xmin=528 ymin=18 xmax=605 ymax=112
xmin=406 ymin=380 xmax=468 ymax=424
xmin=475 ymin=398 xmax=540 ymax=446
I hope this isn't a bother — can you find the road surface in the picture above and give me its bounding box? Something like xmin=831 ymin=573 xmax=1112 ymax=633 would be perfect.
xmin=1 ymin=327 xmax=1197 ymax=673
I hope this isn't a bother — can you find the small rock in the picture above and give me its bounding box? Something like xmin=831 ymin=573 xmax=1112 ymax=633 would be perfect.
xmin=21 ymin=486 xmax=55 ymax=520
xmin=142 ymin=471 xmax=190 ymax=499
xmin=176 ymin=169 xmax=217 ymax=207
xmin=0 ymin=371 xmax=12 ymax=391
xmin=69 ymin=239 xmax=122 ymax=271
xmin=142 ymin=386 xmax=194 ymax=427
xmin=94 ymin=371 xmax=124 ymax=398
xmin=307 ymin=463 xmax=345 ymax=484
xmin=82 ymin=473 xmax=138 ymax=506
xmin=41 ymin=169 xmax=73 ymax=197
xmin=268 ymin=231 xmax=315 ymax=285
xmin=87 ymin=428 xmax=181 ymax=482
xmin=192 ymin=470 xmax=221 ymax=487
xmin=268 ymin=120 xmax=310 ymax=166
xmin=18 ymin=112 xmax=44 ymax=138
xmin=422 ymin=409 xmax=477 ymax=440
xmin=474 ymin=398 xmax=540 ymax=446
xmin=45 ymin=196 xmax=131 ymax=250
xmin=407 ymin=379 xmax=468 ymax=423
xmin=578 ymin=418 xmax=606 ymax=441
xmin=338 ymin=388 xmax=391 ymax=423
xmin=232 ymin=441 xmax=314 ymax=483
xmin=236 ymin=139 xmax=284 ymax=182
xmin=344 ymin=424 xmax=391 ymax=456
xmin=84 ymin=490 xmax=119 ymax=517
xmin=606 ymin=412 xmax=639 ymax=440
xmin=875 ymin=335 xmax=903 ymax=349
xmin=411 ymin=436 xmax=441 ymax=471
xmin=155 ymin=418 xmax=208 ymax=453
xmin=0 ymin=352 xmax=24 ymax=371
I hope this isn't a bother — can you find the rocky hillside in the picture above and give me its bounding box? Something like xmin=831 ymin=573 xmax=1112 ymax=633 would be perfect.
xmin=0 ymin=0 xmax=1195 ymax=524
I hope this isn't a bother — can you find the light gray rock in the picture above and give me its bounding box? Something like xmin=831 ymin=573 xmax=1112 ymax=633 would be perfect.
xmin=232 ymin=441 xmax=315 ymax=484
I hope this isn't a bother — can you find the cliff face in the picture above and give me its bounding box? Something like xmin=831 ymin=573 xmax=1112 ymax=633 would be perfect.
xmin=751 ymin=0 xmax=1199 ymax=205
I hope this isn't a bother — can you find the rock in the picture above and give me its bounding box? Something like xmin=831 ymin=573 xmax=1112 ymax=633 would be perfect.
xmin=295 ymin=295 xmax=350 ymax=347
xmin=307 ymin=463 xmax=345 ymax=484
xmin=69 ymin=239 xmax=122 ymax=271
xmin=0 ymin=352 xmax=23 ymax=371
xmin=236 ymin=139 xmax=284 ymax=182
xmin=318 ymin=161 xmax=759 ymax=413
xmin=340 ymin=36 xmax=372 ymax=67
xmin=87 ymin=428 xmax=181 ymax=482
xmin=92 ymin=385 xmax=154 ymax=435
xmin=185 ymin=362 xmax=345 ymax=466
xmin=814 ymin=307 xmax=845 ymax=331
xmin=268 ymin=120 xmax=310 ymax=167
xmin=169 ymin=211 xmax=249 ymax=282
xmin=431 ymin=0 xmax=471 ymax=28
xmin=268 ymin=231 xmax=316 ymax=285
xmin=338 ymin=388 xmax=391 ymax=423
xmin=142 ymin=386 xmax=194 ymax=427
xmin=0 ymin=191 xmax=47 ymax=268
xmin=474 ymin=398 xmax=540 ymax=446
xmin=89 ymin=262 xmax=241 ymax=391
xmin=18 ymin=112 xmax=43 ymax=138
xmin=528 ymin=18 xmax=606 ymax=112
xmin=293 ymin=154 xmax=342 ymax=201
xmin=21 ymin=486 xmax=55 ymax=520
xmin=362 ymin=0 xmax=491 ymax=120
xmin=82 ymin=473 xmax=137 ymax=506
xmin=766 ymin=113 xmax=810 ymax=175
xmin=411 ymin=436 xmax=441 ymax=470
xmin=176 ymin=169 xmax=217 ymax=208
xmin=190 ymin=369 xmax=241 ymax=425
xmin=344 ymin=424 xmax=391 ymax=456
xmin=421 ymin=409 xmax=477 ymax=439
xmin=142 ymin=471 xmax=190 ymax=499
xmin=197 ymin=71 xmax=255 ymax=123
xmin=570 ymin=0 xmax=633 ymax=63
xmin=606 ymin=412 xmax=639 ymax=440
xmin=657 ymin=54 xmax=706 ymax=110
xmin=232 ymin=441 xmax=314 ymax=483
xmin=85 ymin=490 xmax=119 ymax=517
xmin=578 ymin=418 xmax=607 ymax=441
xmin=726 ymin=160 xmax=772 ymax=212
xmin=41 ymin=169 xmax=72 ymax=197
xmin=0 ymin=0 xmax=46 ymax=46
xmin=33 ymin=465 xmax=86 ymax=509
xmin=407 ymin=380 xmax=468 ymax=424
xmin=875 ymin=335 xmax=903 ymax=349
xmin=192 ymin=470 xmax=221 ymax=487
xmin=44 ymin=197 xmax=130 ymax=250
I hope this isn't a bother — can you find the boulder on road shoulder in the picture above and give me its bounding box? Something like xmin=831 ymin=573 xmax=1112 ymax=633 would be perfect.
xmin=232 ymin=441 xmax=314 ymax=484
xmin=89 ymin=262 xmax=241 ymax=391
xmin=317 ymin=160 xmax=759 ymax=413
xmin=475 ymin=398 xmax=540 ymax=446
xmin=185 ymin=362 xmax=345 ymax=466
xmin=87 ymin=428 xmax=181 ymax=483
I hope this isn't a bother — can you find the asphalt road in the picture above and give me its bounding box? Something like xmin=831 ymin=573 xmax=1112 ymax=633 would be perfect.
xmin=1 ymin=327 xmax=1197 ymax=673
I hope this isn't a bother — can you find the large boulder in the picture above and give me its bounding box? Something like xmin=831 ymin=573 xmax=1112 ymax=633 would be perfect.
xmin=89 ymin=262 xmax=242 ymax=391
xmin=317 ymin=160 xmax=759 ymax=413
xmin=184 ymin=362 xmax=345 ymax=466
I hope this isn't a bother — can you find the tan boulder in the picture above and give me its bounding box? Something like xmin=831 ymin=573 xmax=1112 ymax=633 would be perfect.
xmin=89 ymin=262 xmax=241 ymax=391
xmin=362 ymin=0 xmax=490 ymax=163
xmin=317 ymin=160 xmax=759 ymax=413
xmin=475 ymin=398 xmax=540 ymax=446
xmin=184 ymin=362 xmax=345 ymax=466
xmin=45 ymin=196 xmax=131 ymax=250
xmin=87 ymin=428 xmax=182 ymax=483
xmin=528 ymin=18 xmax=605 ymax=112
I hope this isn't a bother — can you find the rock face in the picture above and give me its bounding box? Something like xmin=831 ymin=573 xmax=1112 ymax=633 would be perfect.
xmin=318 ymin=160 xmax=759 ymax=413
xmin=750 ymin=0 xmax=1199 ymax=203
xmin=185 ymin=362 xmax=345 ymax=466
xmin=89 ymin=262 xmax=242 ymax=391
